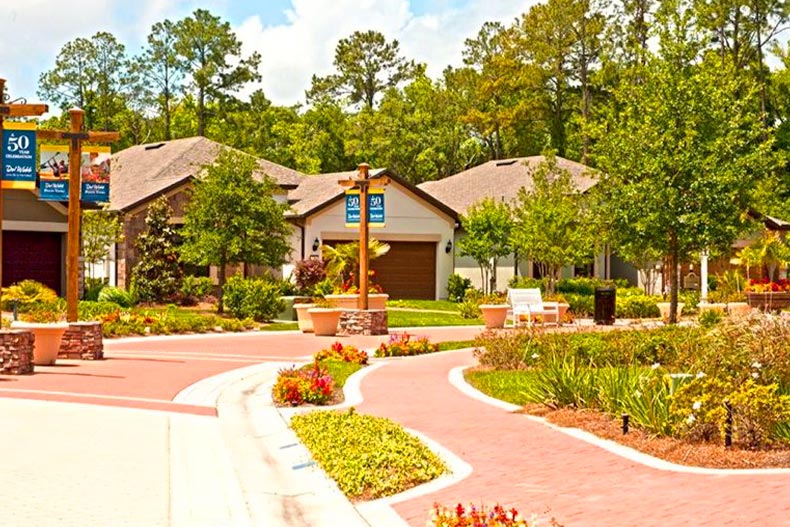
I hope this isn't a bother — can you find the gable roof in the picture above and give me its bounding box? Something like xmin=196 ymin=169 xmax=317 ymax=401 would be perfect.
xmin=109 ymin=136 xmax=305 ymax=212
xmin=418 ymin=156 xmax=598 ymax=216
xmin=287 ymin=168 xmax=457 ymax=221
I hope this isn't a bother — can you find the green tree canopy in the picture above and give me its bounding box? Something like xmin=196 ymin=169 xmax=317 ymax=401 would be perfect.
xmin=511 ymin=155 xmax=597 ymax=294
xmin=458 ymin=197 xmax=514 ymax=294
xmin=592 ymin=0 xmax=777 ymax=322
xmin=130 ymin=197 xmax=182 ymax=303
xmin=179 ymin=150 xmax=291 ymax=313
xmin=82 ymin=209 xmax=123 ymax=281
xmin=307 ymin=30 xmax=423 ymax=109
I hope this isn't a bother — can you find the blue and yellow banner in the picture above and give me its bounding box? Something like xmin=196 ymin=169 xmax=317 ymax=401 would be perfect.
xmin=38 ymin=144 xmax=111 ymax=202
xmin=345 ymin=188 xmax=385 ymax=228
xmin=2 ymin=122 xmax=37 ymax=189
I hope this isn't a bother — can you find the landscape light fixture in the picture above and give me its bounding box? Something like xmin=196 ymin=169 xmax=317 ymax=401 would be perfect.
xmin=445 ymin=240 xmax=453 ymax=254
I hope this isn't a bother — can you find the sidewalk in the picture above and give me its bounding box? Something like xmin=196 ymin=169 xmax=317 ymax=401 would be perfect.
xmin=354 ymin=350 xmax=790 ymax=527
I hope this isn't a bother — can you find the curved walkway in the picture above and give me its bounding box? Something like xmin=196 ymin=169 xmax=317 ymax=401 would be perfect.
xmin=355 ymin=350 xmax=790 ymax=527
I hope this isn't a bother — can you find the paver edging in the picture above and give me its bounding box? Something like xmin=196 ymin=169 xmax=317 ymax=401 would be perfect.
xmin=449 ymin=364 xmax=790 ymax=476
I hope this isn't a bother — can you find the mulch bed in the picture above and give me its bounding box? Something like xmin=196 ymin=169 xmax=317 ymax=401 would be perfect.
xmin=520 ymin=404 xmax=790 ymax=469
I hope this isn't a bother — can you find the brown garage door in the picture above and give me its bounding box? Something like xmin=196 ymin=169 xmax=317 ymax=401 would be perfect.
xmin=3 ymin=230 xmax=63 ymax=292
xmin=371 ymin=241 xmax=436 ymax=300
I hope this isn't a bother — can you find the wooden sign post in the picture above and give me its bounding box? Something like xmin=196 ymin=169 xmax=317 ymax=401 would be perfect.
xmin=38 ymin=109 xmax=119 ymax=322
xmin=339 ymin=163 xmax=390 ymax=310
xmin=0 ymin=78 xmax=49 ymax=305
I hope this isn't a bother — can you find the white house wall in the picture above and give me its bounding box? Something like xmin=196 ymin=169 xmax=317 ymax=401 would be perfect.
xmin=299 ymin=182 xmax=456 ymax=299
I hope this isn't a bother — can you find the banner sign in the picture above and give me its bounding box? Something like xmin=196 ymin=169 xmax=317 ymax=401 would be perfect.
xmin=345 ymin=188 xmax=385 ymax=227
xmin=2 ymin=122 xmax=37 ymax=189
xmin=38 ymin=145 xmax=111 ymax=202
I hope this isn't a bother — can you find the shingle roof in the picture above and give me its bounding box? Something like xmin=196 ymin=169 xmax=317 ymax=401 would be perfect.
xmin=417 ymin=156 xmax=598 ymax=216
xmin=109 ymin=136 xmax=304 ymax=211
xmin=287 ymin=168 xmax=457 ymax=221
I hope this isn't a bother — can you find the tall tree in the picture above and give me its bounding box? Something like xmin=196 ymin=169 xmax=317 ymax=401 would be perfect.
xmin=307 ymin=30 xmax=423 ymax=109
xmin=510 ymin=155 xmax=597 ymax=294
xmin=39 ymin=31 xmax=127 ymax=131
xmin=134 ymin=20 xmax=184 ymax=140
xmin=179 ymin=150 xmax=291 ymax=313
xmin=174 ymin=9 xmax=261 ymax=136
xmin=130 ymin=197 xmax=183 ymax=303
xmin=592 ymin=0 xmax=776 ymax=322
xmin=458 ymin=198 xmax=514 ymax=294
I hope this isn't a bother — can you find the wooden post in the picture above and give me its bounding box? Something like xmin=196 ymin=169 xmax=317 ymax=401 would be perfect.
xmin=38 ymin=110 xmax=119 ymax=322
xmin=358 ymin=163 xmax=370 ymax=310
xmin=66 ymin=109 xmax=84 ymax=322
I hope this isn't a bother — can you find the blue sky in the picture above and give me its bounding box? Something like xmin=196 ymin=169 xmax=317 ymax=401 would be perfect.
xmin=0 ymin=0 xmax=535 ymax=109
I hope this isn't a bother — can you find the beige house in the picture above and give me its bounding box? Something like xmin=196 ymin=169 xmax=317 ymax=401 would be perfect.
xmin=287 ymin=169 xmax=458 ymax=299
xmin=418 ymin=156 xmax=621 ymax=290
xmin=108 ymin=136 xmax=304 ymax=288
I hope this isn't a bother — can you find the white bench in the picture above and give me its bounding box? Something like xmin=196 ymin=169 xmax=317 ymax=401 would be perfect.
xmin=507 ymin=288 xmax=560 ymax=327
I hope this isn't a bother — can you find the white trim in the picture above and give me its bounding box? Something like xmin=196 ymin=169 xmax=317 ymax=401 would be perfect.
xmin=2 ymin=220 xmax=67 ymax=232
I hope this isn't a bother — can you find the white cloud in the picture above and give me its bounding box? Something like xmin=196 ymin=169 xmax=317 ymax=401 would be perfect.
xmin=236 ymin=0 xmax=537 ymax=106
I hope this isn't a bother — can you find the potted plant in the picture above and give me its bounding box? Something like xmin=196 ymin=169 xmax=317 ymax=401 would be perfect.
xmin=10 ymin=302 xmax=68 ymax=365
xmin=294 ymin=298 xmax=315 ymax=333
xmin=478 ymin=292 xmax=509 ymax=329
xmin=307 ymin=298 xmax=343 ymax=337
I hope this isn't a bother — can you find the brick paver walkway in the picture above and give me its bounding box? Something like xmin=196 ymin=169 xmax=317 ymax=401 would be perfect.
xmin=356 ymin=350 xmax=790 ymax=527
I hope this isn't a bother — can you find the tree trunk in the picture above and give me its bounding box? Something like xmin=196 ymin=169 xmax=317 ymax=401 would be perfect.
xmin=668 ymin=240 xmax=679 ymax=324
xmin=198 ymin=85 xmax=205 ymax=137
xmin=217 ymin=260 xmax=226 ymax=314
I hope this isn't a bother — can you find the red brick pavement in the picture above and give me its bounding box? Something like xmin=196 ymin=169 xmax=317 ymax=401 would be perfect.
xmin=0 ymin=327 xmax=483 ymax=412
xmin=355 ymin=350 xmax=790 ymax=527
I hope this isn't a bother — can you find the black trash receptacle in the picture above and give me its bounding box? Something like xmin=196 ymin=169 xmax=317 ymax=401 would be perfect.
xmin=594 ymin=286 xmax=616 ymax=325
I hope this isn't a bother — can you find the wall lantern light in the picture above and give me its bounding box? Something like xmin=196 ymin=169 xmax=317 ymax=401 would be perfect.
xmin=312 ymin=237 xmax=320 ymax=252
xmin=445 ymin=240 xmax=453 ymax=254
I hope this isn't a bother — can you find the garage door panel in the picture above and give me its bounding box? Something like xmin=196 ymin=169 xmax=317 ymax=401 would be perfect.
xmin=3 ymin=231 xmax=62 ymax=292
xmin=371 ymin=242 xmax=436 ymax=300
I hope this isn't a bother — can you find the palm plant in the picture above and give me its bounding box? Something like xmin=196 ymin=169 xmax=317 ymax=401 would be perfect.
xmin=321 ymin=239 xmax=391 ymax=287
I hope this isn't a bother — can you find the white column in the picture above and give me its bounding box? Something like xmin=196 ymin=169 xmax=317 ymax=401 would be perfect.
xmin=700 ymin=249 xmax=709 ymax=303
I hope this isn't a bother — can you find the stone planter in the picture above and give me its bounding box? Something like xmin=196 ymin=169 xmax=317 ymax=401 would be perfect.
xmin=657 ymin=302 xmax=685 ymax=322
xmin=294 ymin=303 xmax=315 ymax=333
xmin=10 ymin=321 xmax=69 ymax=365
xmin=479 ymin=304 xmax=510 ymax=329
xmin=727 ymin=302 xmax=751 ymax=317
xmin=542 ymin=303 xmax=570 ymax=326
xmin=307 ymin=308 xmax=342 ymax=336
xmin=325 ymin=294 xmax=389 ymax=310
xmin=746 ymin=292 xmax=790 ymax=311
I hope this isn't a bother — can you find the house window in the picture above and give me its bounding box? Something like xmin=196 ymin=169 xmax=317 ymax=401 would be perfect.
xmin=574 ymin=263 xmax=594 ymax=277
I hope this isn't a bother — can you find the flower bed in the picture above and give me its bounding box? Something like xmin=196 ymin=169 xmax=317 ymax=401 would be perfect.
xmin=429 ymin=503 xmax=545 ymax=527
xmin=378 ymin=332 xmax=438 ymax=357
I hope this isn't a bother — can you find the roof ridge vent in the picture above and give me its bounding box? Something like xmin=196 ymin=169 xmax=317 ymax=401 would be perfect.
xmin=144 ymin=143 xmax=166 ymax=150
xmin=495 ymin=159 xmax=517 ymax=166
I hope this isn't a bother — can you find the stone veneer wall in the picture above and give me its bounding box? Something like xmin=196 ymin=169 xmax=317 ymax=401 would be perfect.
xmin=0 ymin=330 xmax=34 ymax=374
xmin=338 ymin=309 xmax=388 ymax=336
xmin=58 ymin=322 xmax=104 ymax=360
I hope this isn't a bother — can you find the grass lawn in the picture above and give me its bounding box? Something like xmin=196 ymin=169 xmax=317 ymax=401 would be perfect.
xmin=321 ymin=359 xmax=364 ymax=390
xmin=387 ymin=299 xmax=459 ymax=312
xmin=464 ymin=369 xmax=537 ymax=406
xmin=387 ymin=309 xmax=482 ymax=327
xmin=261 ymin=322 xmax=299 ymax=331
xmin=437 ymin=340 xmax=476 ymax=351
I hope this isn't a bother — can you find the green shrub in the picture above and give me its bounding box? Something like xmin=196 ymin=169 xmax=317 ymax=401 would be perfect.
xmin=447 ymin=273 xmax=472 ymax=302
xmin=1 ymin=280 xmax=59 ymax=311
xmin=79 ymin=301 xmax=123 ymax=321
xmin=290 ymin=408 xmax=446 ymax=499
xmin=222 ymin=274 xmax=285 ymax=322
xmin=458 ymin=288 xmax=482 ymax=318
xmin=179 ymin=276 xmax=214 ymax=306
xmin=519 ymin=353 xmax=600 ymax=409
xmin=699 ymin=309 xmax=723 ymax=328
xmin=83 ymin=277 xmax=107 ymax=301
xmin=615 ymin=295 xmax=660 ymax=318
xmin=507 ymin=275 xmax=546 ymax=291
xmin=98 ymin=286 xmax=135 ymax=308
xmin=565 ymin=293 xmax=594 ymax=316
xmin=473 ymin=329 xmax=539 ymax=370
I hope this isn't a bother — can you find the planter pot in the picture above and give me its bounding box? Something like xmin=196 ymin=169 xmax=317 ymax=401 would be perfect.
xmin=325 ymin=294 xmax=389 ymax=310
xmin=10 ymin=321 xmax=69 ymax=365
xmin=277 ymin=296 xmax=309 ymax=321
xmin=657 ymin=302 xmax=685 ymax=322
xmin=294 ymin=303 xmax=315 ymax=333
xmin=479 ymin=304 xmax=509 ymax=329
xmin=727 ymin=302 xmax=751 ymax=317
xmin=543 ymin=303 xmax=570 ymax=326
xmin=745 ymin=292 xmax=790 ymax=311
xmin=307 ymin=308 xmax=342 ymax=336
